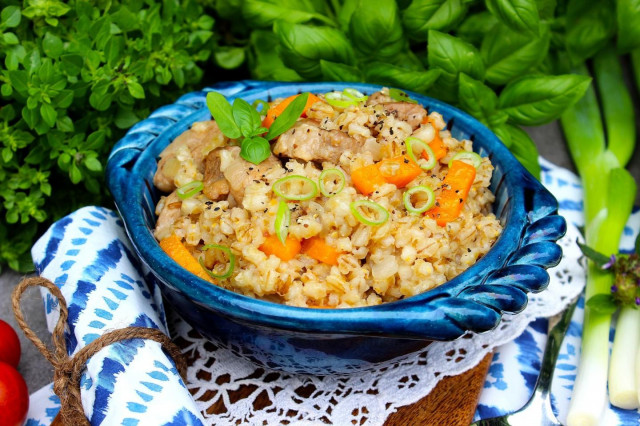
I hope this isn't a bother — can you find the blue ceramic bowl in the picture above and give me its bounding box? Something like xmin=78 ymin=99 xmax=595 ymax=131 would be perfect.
xmin=107 ymin=80 xmax=566 ymax=374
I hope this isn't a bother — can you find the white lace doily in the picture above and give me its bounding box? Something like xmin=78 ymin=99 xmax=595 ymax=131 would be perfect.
xmin=168 ymin=223 xmax=584 ymax=426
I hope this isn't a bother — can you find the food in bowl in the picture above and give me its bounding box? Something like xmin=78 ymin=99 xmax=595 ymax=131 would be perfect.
xmin=152 ymin=88 xmax=503 ymax=308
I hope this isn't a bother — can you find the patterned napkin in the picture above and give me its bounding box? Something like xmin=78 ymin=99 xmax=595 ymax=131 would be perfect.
xmin=25 ymin=207 xmax=204 ymax=425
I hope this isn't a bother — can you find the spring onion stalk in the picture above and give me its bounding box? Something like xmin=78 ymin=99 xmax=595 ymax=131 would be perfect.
xmin=403 ymin=185 xmax=435 ymax=214
xmin=252 ymin=99 xmax=271 ymax=114
xmin=176 ymin=181 xmax=203 ymax=200
xmin=405 ymin=137 xmax=436 ymax=170
xmin=324 ymin=91 xmax=358 ymax=108
xmin=562 ymin=48 xmax=638 ymax=425
xmin=319 ymin=168 xmax=345 ymax=197
xmin=198 ymin=244 xmax=236 ymax=279
xmin=388 ymin=88 xmax=417 ymax=104
xmin=609 ymin=307 xmax=640 ymax=408
xmin=273 ymin=175 xmax=318 ymax=201
xmin=343 ymin=88 xmax=368 ymax=102
xmin=449 ymin=151 xmax=482 ymax=169
xmin=350 ymin=200 xmax=389 ymax=226
xmin=274 ymin=200 xmax=290 ymax=244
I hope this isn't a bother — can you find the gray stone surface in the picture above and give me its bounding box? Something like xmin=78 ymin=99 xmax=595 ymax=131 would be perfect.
xmin=0 ymin=121 xmax=638 ymax=396
xmin=0 ymin=270 xmax=53 ymax=393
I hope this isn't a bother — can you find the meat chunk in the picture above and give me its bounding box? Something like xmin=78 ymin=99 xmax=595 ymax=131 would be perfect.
xmin=366 ymin=91 xmax=392 ymax=106
xmin=154 ymin=120 xmax=228 ymax=192
xmin=381 ymin=102 xmax=427 ymax=128
xmin=203 ymin=147 xmax=231 ymax=201
xmin=203 ymin=146 xmax=282 ymax=204
xmin=273 ymin=120 xmax=361 ymax=163
xmin=154 ymin=191 xmax=182 ymax=241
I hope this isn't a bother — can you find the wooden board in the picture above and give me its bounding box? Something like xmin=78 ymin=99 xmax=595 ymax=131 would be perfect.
xmin=386 ymin=352 xmax=493 ymax=425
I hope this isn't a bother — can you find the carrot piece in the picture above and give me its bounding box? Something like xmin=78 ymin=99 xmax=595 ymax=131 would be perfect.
xmin=351 ymin=163 xmax=386 ymax=195
xmin=159 ymin=234 xmax=214 ymax=283
xmin=302 ymin=237 xmax=341 ymax=266
xmin=420 ymin=116 xmax=448 ymax=161
xmin=259 ymin=235 xmax=302 ymax=261
xmin=426 ymin=160 xmax=476 ymax=226
xmin=377 ymin=155 xmax=422 ymax=188
xmin=262 ymin=93 xmax=322 ymax=129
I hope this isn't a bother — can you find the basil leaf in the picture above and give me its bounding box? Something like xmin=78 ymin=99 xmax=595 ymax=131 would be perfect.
xmin=635 ymin=230 xmax=640 ymax=256
xmin=500 ymin=123 xmax=541 ymax=178
xmin=274 ymin=22 xmax=355 ymax=79
xmin=320 ymin=60 xmax=363 ymax=82
xmin=498 ymin=74 xmax=591 ymax=126
xmin=338 ymin=0 xmax=358 ymax=32
xmin=214 ymin=47 xmax=246 ymax=70
xmin=576 ymin=241 xmax=612 ymax=267
xmin=249 ymin=30 xmax=302 ymax=82
xmin=232 ymin=98 xmax=261 ymax=138
xmin=240 ymin=136 xmax=272 ymax=165
xmin=394 ymin=50 xmax=429 ymax=71
xmin=427 ymin=30 xmax=484 ymax=103
xmin=481 ymin=23 xmax=550 ymax=85
xmin=403 ymin=0 xmax=468 ymax=41
xmin=365 ymin=62 xmax=441 ymax=93
xmin=616 ymin=0 xmax=640 ymax=53
xmin=457 ymin=73 xmax=501 ymax=127
xmin=349 ymin=0 xmax=404 ymax=59
xmin=566 ymin=0 xmax=615 ymax=64
xmin=537 ymin=0 xmax=557 ymax=19
xmin=206 ymin=91 xmax=241 ymax=139
xmin=248 ymin=126 xmax=269 ymax=137
xmin=242 ymin=0 xmax=335 ymax=28
xmin=266 ymin=92 xmax=310 ymax=140
xmin=586 ymin=294 xmax=618 ymax=315
xmin=490 ymin=122 xmax=512 ymax=148
xmin=455 ymin=11 xmax=498 ymax=44
xmin=485 ymin=0 xmax=540 ymax=35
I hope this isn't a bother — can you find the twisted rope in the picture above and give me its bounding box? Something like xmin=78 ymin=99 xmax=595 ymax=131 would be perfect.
xmin=12 ymin=277 xmax=188 ymax=425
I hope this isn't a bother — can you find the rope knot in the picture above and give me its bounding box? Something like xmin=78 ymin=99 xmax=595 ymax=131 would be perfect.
xmin=52 ymin=360 xmax=73 ymax=395
xmin=12 ymin=276 xmax=188 ymax=425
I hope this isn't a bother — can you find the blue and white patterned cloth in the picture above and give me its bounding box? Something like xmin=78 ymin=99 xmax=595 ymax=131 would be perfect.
xmin=24 ymin=159 xmax=640 ymax=425
xmin=26 ymin=207 xmax=204 ymax=426
xmin=475 ymin=158 xmax=640 ymax=424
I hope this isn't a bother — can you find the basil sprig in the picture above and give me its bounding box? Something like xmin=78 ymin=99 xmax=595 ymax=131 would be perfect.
xmin=206 ymin=91 xmax=310 ymax=164
xmin=266 ymin=92 xmax=310 ymax=141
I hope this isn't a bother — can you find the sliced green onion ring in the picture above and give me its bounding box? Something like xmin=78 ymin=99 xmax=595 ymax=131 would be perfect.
xmin=388 ymin=88 xmax=418 ymax=104
xmin=403 ymin=185 xmax=435 ymax=214
xmin=252 ymin=99 xmax=271 ymax=114
xmin=405 ymin=137 xmax=436 ymax=171
xmin=274 ymin=200 xmax=291 ymax=244
xmin=177 ymin=180 xmax=204 ymax=200
xmin=273 ymin=175 xmax=318 ymax=201
xmin=343 ymin=88 xmax=368 ymax=102
xmin=319 ymin=168 xmax=346 ymax=197
xmin=350 ymin=200 xmax=389 ymax=226
xmin=324 ymin=91 xmax=358 ymax=108
xmin=199 ymin=244 xmax=236 ymax=279
xmin=449 ymin=151 xmax=483 ymax=169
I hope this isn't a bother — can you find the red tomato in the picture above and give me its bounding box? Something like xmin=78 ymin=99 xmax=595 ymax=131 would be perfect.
xmin=0 ymin=319 xmax=21 ymax=368
xmin=0 ymin=362 xmax=29 ymax=426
